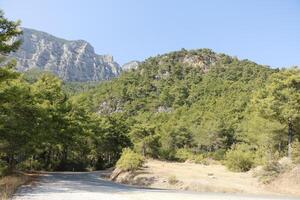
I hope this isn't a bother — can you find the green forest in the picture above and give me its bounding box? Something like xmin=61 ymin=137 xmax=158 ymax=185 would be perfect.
xmin=1 ymin=11 xmax=300 ymax=176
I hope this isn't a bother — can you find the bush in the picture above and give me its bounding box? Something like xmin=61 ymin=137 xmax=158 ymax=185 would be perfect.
xmin=252 ymin=147 xmax=269 ymax=166
xmin=0 ymin=160 xmax=8 ymax=177
xmin=257 ymin=160 xmax=284 ymax=184
xmin=225 ymin=145 xmax=255 ymax=172
xmin=16 ymin=159 xmax=43 ymax=171
xmin=168 ymin=175 xmax=179 ymax=185
xmin=174 ymin=148 xmax=193 ymax=162
xmin=291 ymin=139 xmax=300 ymax=164
xmin=174 ymin=148 xmax=205 ymax=164
xmin=116 ymin=148 xmax=144 ymax=172
xmin=192 ymin=154 xmax=205 ymax=164
xmin=210 ymin=149 xmax=226 ymax=161
xmin=158 ymin=148 xmax=175 ymax=160
xmin=0 ymin=173 xmax=31 ymax=200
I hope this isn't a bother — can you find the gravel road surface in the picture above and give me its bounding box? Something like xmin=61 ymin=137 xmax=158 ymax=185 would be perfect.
xmin=12 ymin=172 xmax=300 ymax=200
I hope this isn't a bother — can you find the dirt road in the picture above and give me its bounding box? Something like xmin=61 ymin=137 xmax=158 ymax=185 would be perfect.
xmin=12 ymin=172 xmax=299 ymax=200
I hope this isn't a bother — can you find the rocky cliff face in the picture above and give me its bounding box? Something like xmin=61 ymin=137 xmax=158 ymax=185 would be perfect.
xmin=122 ymin=61 xmax=140 ymax=71
xmin=10 ymin=28 xmax=121 ymax=82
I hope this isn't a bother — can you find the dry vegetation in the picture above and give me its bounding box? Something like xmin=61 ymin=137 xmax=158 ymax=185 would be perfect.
xmin=0 ymin=172 xmax=37 ymax=200
xmin=110 ymin=159 xmax=300 ymax=197
xmin=265 ymin=165 xmax=300 ymax=196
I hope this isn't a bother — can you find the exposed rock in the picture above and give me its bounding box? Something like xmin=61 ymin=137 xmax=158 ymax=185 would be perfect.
xmin=157 ymin=49 xmax=219 ymax=74
xmin=110 ymin=168 xmax=123 ymax=181
xmin=122 ymin=61 xmax=140 ymax=71
xmin=10 ymin=28 xmax=121 ymax=81
xmin=157 ymin=106 xmax=173 ymax=113
xmin=182 ymin=54 xmax=217 ymax=72
xmin=110 ymin=168 xmax=156 ymax=186
xmin=97 ymin=99 xmax=123 ymax=114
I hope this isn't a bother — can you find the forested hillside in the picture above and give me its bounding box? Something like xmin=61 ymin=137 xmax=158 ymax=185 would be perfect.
xmin=73 ymin=48 xmax=300 ymax=170
xmin=1 ymin=11 xmax=300 ymax=176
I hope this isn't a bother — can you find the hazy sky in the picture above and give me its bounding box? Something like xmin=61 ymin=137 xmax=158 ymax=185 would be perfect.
xmin=1 ymin=0 xmax=299 ymax=67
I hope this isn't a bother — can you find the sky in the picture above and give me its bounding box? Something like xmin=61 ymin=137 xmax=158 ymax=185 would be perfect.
xmin=0 ymin=0 xmax=299 ymax=67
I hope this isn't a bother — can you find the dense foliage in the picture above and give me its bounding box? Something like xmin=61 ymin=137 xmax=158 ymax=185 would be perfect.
xmin=224 ymin=144 xmax=255 ymax=172
xmin=116 ymin=148 xmax=144 ymax=171
xmin=0 ymin=11 xmax=131 ymax=173
xmin=1 ymin=67 xmax=131 ymax=172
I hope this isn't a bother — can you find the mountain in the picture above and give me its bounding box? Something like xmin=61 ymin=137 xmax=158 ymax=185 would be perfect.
xmin=72 ymin=48 xmax=277 ymax=159
xmin=10 ymin=28 xmax=121 ymax=82
xmin=75 ymin=48 xmax=274 ymax=114
xmin=73 ymin=48 xmax=275 ymax=120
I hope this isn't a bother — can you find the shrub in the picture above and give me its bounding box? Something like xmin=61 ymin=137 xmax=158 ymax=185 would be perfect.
xmin=211 ymin=149 xmax=226 ymax=161
xmin=16 ymin=159 xmax=43 ymax=171
xmin=174 ymin=148 xmax=193 ymax=162
xmin=225 ymin=144 xmax=255 ymax=172
xmin=158 ymin=148 xmax=175 ymax=160
xmin=168 ymin=175 xmax=179 ymax=185
xmin=0 ymin=160 xmax=8 ymax=177
xmin=291 ymin=139 xmax=300 ymax=164
xmin=192 ymin=154 xmax=205 ymax=164
xmin=0 ymin=173 xmax=31 ymax=200
xmin=116 ymin=148 xmax=144 ymax=172
xmin=257 ymin=160 xmax=284 ymax=184
xmin=252 ymin=147 xmax=269 ymax=166
xmin=174 ymin=148 xmax=205 ymax=164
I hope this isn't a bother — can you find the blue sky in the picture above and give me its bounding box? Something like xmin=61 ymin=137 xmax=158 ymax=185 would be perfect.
xmin=1 ymin=0 xmax=299 ymax=67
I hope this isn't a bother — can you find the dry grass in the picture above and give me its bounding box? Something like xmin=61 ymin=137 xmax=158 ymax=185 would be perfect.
xmin=266 ymin=165 xmax=300 ymax=196
xmin=0 ymin=172 xmax=38 ymax=200
xmin=111 ymin=159 xmax=300 ymax=197
xmin=167 ymin=175 xmax=179 ymax=185
xmin=143 ymin=159 xmax=267 ymax=194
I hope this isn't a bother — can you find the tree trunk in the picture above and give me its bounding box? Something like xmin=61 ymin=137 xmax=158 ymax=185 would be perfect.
xmin=288 ymin=118 xmax=293 ymax=159
xmin=8 ymin=154 xmax=15 ymax=172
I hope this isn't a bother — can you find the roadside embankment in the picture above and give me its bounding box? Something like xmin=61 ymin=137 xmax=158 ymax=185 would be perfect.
xmin=0 ymin=172 xmax=38 ymax=200
xmin=109 ymin=159 xmax=300 ymax=197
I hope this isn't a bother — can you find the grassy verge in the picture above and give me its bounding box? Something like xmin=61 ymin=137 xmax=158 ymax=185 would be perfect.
xmin=0 ymin=172 xmax=38 ymax=200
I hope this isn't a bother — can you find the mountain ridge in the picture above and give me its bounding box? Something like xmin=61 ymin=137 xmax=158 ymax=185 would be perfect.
xmin=10 ymin=27 xmax=121 ymax=82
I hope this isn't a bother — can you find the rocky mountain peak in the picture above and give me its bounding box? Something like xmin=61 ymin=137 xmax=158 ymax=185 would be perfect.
xmin=10 ymin=28 xmax=121 ymax=82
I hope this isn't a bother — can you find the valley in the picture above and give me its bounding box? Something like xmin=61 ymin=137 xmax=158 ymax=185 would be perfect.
xmin=0 ymin=4 xmax=300 ymax=200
